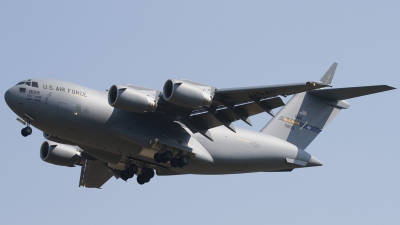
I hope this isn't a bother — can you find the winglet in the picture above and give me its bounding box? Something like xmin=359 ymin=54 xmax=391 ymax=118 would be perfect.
xmin=320 ymin=62 xmax=337 ymax=86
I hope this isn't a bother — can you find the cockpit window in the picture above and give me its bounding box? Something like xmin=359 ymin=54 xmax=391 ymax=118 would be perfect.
xmin=15 ymin=81 xmax=25 ymax=86
xmin=25 ymin=82 xmax=31 ymax=86
xmin=32 ymin=82 xmax=38 ymax=88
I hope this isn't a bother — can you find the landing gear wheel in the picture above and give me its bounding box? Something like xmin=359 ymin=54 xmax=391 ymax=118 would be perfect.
xmin=161 ymin=151 xmax=174 ymax=163
xmin=154 ymin=153 xmax=162 ymax=163
xmin=129 ymin=164 xmax=138 ymax=174
xmin=179 ymin=155 xmax=190 ymax=167
xmin=25 ymin=126 xmax=32 ymax=135
xmin=177 ymin=159 xmax=184 ymax=168
xmin=163 ymin=151 xmax=174 ymax=162
xmin=160 ymin=153 xmax=168 ymax=163
xmin=145 ymin=168 xmax=155 ymax=178
xmin=143 ymin=174 xmax=150 ymax=183
xmin=137 ymin=175 xmax=145 ymax=185
xmin=21 ymin=128 xmax=28 ymax=137
xmin=21 ymin=127 xmax=32 ymax=137
xmin=125 ymin=169 xmax=134 ymax=179
xmin=170 ymin=158 xmax=178 ymax=168
xmin=120 ymin=171 xmax=129 ymax=181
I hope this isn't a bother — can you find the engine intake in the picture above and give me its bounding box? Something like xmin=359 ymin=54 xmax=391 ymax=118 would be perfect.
xmin=108 ymin=85 xmax=157 ymax=113
xmin=40 ymin=141 xmax=82 ymax=167
xmin=163 ymin=79 xmax=212 ymax=107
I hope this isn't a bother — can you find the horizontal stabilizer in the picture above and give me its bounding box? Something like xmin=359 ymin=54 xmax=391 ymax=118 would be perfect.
xmin=309 ymin=85 xmax=396 ymax=100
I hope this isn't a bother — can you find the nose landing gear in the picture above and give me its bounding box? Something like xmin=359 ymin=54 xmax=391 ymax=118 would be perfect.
xmin=17 ymin=115 xmax=34 ymax=137
xmin=21 ymin=126 xmax=32 ymax=137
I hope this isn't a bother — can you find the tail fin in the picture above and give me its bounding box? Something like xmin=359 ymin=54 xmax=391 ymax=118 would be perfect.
xmin=260 ymin=63 xmax=395 ymax=150
xmin=320 ymin=62 xmax=337 ymax=86
xmin=260 ymin=91 xmax=347 ymax=150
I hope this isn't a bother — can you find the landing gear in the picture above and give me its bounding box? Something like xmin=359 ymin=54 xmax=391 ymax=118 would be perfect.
xmin=21 ymin=126 xmax=32 ymax=137
xmin=161 ymin=151 xmax=174 ymax=163
xmin=136 ymin=168 xmax=154 ymax=185
xmin=137 ymin=174 xmax=146 ymax=185
xmin=154 ymin=152 xmax=172 ymax=163
xmin=120 ymin=164 xmax=138 ymax=181
xmin=154 ymin=151 xmax=191 ymax=168
xmin=126 ymin=164 xmax=138 ymax=178
xmin=145 ymin=167 xmax=155 ymax=178
xmin=178 ymin=155 xmax=190 ymax=168
xmin=170 ymin=155 xmax=190 ymax=168
xmin=154 ymin=153 xmax=162 ymax=163
xmin=149 ymin=151 xmax=190 ymax=184
xmin=120 ymin=162 xmax=156 ymax=185
xmin=120 ymin=171 xmax=129 ymax=181
xmin=170 ymin=158 xmax=178 ymax=168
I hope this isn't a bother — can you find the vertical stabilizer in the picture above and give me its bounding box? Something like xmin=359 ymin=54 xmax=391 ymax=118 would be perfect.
xmin=320 ymin=62 xmax=337 ymax=86
xmin=260 ymin=62 xmax=345 ymax=150
xmin=260 ymin=63 xmax=394 ymax=150
xmin=260 ymin=92 xmax=349 ymax=150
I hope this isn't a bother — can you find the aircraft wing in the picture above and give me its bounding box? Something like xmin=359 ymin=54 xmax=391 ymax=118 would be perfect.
xmin=162 ymin=81 xmax=327 ymax=140
xmin=79 ymin=159 xmax=114 ymax=189
xmin=309 ymin=85 xmax=396 ymax=100
xmin=113 ymin=66 xmax=333 ymax=141
xmin=213 ymin=81 xmax=328 ymax=104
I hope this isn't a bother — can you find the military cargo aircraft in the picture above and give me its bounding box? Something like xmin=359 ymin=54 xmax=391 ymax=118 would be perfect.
xmin=4 ymin=63 xmax=395 ymax=188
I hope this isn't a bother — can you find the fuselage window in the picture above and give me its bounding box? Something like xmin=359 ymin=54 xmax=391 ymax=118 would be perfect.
xmin=32 ymin=82 xmax=38 ymax=88
xmin=25 ymin=82 xmax=31 ymax=86
xmin=20 ymin=88 xmax=26 ymax=93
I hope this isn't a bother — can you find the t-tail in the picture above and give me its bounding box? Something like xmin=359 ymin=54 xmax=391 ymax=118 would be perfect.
xmin=260 ymin=62 xmax=395 ymax=150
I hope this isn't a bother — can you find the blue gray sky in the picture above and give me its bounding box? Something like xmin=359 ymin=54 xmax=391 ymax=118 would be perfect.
xmin=1 ymin=1 xmax=399 ymax=224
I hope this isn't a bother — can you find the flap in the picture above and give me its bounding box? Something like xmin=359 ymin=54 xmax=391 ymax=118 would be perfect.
xmin=79 ymin=159 xmax=114 ymax=188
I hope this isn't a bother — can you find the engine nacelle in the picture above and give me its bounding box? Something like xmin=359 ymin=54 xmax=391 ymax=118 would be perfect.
xmin=40 ymin=141 xmax=82 ymax=167
xmin=163 ymin=79 xmax=213 ymax=107
xmin=108 ymin=85 xmax=157 ymax=113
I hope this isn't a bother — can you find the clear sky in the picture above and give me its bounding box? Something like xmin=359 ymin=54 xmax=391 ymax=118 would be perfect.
xmin=1 ymin=1 xmax=399 ymax=224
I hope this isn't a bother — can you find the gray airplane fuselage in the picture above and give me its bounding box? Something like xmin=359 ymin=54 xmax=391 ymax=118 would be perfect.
xmin=5 ymin=78 xmax=321 ymax=175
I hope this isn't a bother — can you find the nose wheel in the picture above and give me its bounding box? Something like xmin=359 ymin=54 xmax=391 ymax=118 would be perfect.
xmin=21 ymin=126 xmax=32 ymax=137
xmin=17 ymin=115 xmax=34 ymax=137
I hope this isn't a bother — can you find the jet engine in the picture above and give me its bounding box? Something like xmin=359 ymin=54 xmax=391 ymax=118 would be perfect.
xmin=40 ymin=141 xmax=83 ymax=167
xmin=108 ymin=85 xmax=157 ymax=113
xmin=163 ymin=79 xmax=213 ymax=107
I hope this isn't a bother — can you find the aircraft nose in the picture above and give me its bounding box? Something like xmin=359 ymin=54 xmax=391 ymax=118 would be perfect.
xmin=307 ymin=155 xmax=323 ymax=167
xmin=4 ymin=88 xmax=13 ymax=107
